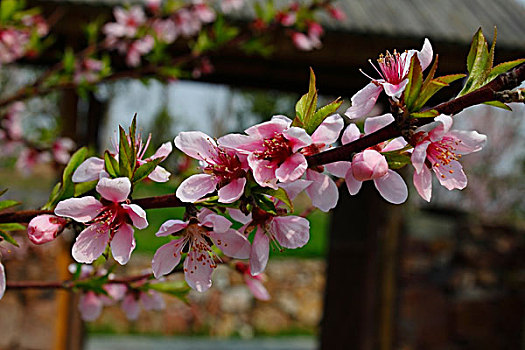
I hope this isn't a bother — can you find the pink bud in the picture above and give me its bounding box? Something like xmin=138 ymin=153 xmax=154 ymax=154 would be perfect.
xmin=352 ymin=150 xmax=388 ymax=181
xmin=27 ymin=214 xmax=66 ymax=245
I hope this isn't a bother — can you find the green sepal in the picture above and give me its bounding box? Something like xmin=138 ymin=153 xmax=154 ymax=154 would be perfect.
xmin=104 ymin=150 xmax=119 ymax=178
xmin=411 ymin=109 xmax=439 ymax=119
xmin=252 ymin=187 xmax=293 ymax=212
xmin=0 ymin=200 xmax=20 ymax=211
xmin=483 ymin=100 xmax=512 ymax=111
xmin=253 ymin=193 xmax=278 ymax=215
xmin=0 ymin=229 xmax=20 ymax=247
xmin=404 ymin=55 xmax=423 ymax=111
xmin=148 ymin=280 xmax=191 ymax=303
xmin=132 ymin=158 xmax=164 ymax=184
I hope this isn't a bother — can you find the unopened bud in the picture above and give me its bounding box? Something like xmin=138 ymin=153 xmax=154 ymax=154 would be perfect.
xmin=27 ymin=214 xmax=66 ymax=245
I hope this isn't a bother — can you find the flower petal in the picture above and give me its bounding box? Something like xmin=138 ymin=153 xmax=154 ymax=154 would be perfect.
xmin=275 ymin=153 xmax=308 ymax=183
xmin=210 ymin=228 xmax=251 ymax=259
xmin=218 ymin=177 xmax=246 ymax=203
xmin=147 ymin=165 xmax=171 ymax=182
xmin=310 ymin=114 xmax=344 ymax=145
xmin=305 ymin=170 xmax=338 ymax=212
xmin=149 ymin=141 xmax=172 ymax=160
xmin=382 ymin=79 xmax=409 ymax=99
xmin=184 ymin=249 xmax=214 ymax=292
xmin=250 ymin=227 xmax=270 ymax=276
xmin=345 ymin=164 xmax=363 ymax=195
xmin=413 ymin=166 xmax=433 ymax=202
xmin=434 ymin=160 xmax=467 ymax=190
xmin=111 ymin=223 xmax=136 ymax=265
xmin=345 ymin=83 xmax=382 ymax=120
xmin=199 ymin=210 xmax=232 ymax=233
xmin=55 ymin=197 xmax=103 ymax=223
xmin=78 ymin=292 xmax=103 ymax=321
xmin=72 ymin=157 xmax=105 ymax=183
xmin=411 ymin=141 xmax=431 ymax=174
xmin=152 ymin=239 xmax=184 ymax=278
xmin=271 ymin=216 xmax=310 ymax=249
xmin=174 ymin=131 xmax=218 ymax=161
xmin=0 ymin=262 xmax=5 ymax=300
xmin=155 ymin=220 xmax=188 ymax=237
xmin=341 ymin=124 xmax=361 ymax=145
xmin=448 ymin=130 xmax=487 ymax=154
xmin=175 ymin=173 xmax=218 ymax=202
xmin=228 ymin=209 xmax=252 ymax=225
xmin=418 ymin=38 xmax=433 ymax=71
xmin=72 ymin=223 xmax=109 ymax=264
xmin=248 ymin=156 xmax=278 ymax=189
xmin=279 ymin=179 xmax=312 ymax=201
xmin=121 ymin=294 xmax=140 ymax=320
xmin=245 ymin=118 xmax=289 ymax=138
xmin=245 ymin=275 xmax=270 ymax=301
xmin=325 ymin=161 xmax=351 ymax=178
xmin=140 ymin=291 xmax=165 ymax=311
xmin=283 ymin=127 xmax=312 ymax=152
xmin=382 ymin=137 xmax=407 ymax=152
xmin=429 ymin=114 xmax=453 ymax=141
xmin=364 ymin=113 xmax=395 ymax=135
xmin=96 ymin=177 xmax=131 ymax=203
xmin=122 ymin=204 xmax=148 ymax=229
xmin=374 ymin=170 xmax=408 ymax=204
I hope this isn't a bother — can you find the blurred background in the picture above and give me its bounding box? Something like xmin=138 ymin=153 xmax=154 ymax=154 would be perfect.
xmin=1 ymin=0 xmax=525 ymax=349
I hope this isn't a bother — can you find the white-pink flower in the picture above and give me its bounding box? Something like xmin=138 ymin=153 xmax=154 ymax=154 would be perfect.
xmin=220 ymin=116 xmax=312 ymax=189
xmin=152 ymin=208 xmax=250 ymax=292
xmin=345 ymin=39 xmax=433 ymax=120
xmin=332 ymin=114 xmax=408 ymax=204
xmin=78 ymin=283 xmax=127 ymax=321
xmin=235 ymin=262 xmax=270 ymax=301
xmin=229 ymin=208 xmax=310 ymax=276
xmin=126 ymin=35 xmax=154 ymax=67
xmin=55 ymin=177 xmax=148 ymax=265
xmin=103 ymin=6 xmax=146 ymax=40
xmin=411 ymin=114 xmax=487 ymax=202
xmin=175 ymin=131 xmax=247 ymax=203
xmin=121 ymin=289 xmax=165 ymax=320
xmin=52 ymin=138 xmax=76 ymax=164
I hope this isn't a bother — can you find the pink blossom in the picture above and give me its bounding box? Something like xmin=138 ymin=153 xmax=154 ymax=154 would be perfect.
xmin=21 ymin=14 xmax=49 ymax=37
xmin=0 ymin=29 xmax=30 ymax=65
xmin=103 ymin=6 xmax=146 ymax=40
xmin=173 ymin=8 xmax=202 ymax=37
xmin=336 ymin=114 xmax=408 ymax=204
xmin=345 ymin=39 xmax=433 ymax=120
xmin=0 ymin=261 xmax=5 ymax=300
xmin=74 ymin=58 xmax=104 ymax=84
xmin=175 ymin=131 xmax=247 ymax=203
xmin=193 ymin=3 xmax=216 ymax=23
xmin=220 ymin=115 xmax=312 ymax=189
xmin=276 ymin=12 xmax=297 ymax=26
xmin=229 ymin=208 xmax=310 ymax=275
xmin=152 ymin=19 xmax=178 ymax=44
xmin=235 ymin=262 xmax=270 ymax=300
xmin=52 ymin=138 xmax=76 ymax=164
xmin=55 ymin=177 xmax=148 ymax=265
xmin=16 ymin=148 xmax=51 ymax=176
xmin=292 ymin=32 xmax=321 ymax=51
xmin=327 ymin=6 xmax=347 ymax=21
xmin=152 ymin=208 xmax=250 ymax=292
xmin=221 ymin=0 xmax=244 ymax=13
xmin=2 ymin=102 xmax=24 ymax=140
xmin=72 ymin=134 xmax=172 ymax=183
xmin=411 ymin=115 xmax=487 ymax=202
xmin=126 ymin=35 xmax=154 ymax=67
xmin=27 ymin=214 xmax=67 ymax=245
xmin=121 ymin=289 xmax=165 ymax=320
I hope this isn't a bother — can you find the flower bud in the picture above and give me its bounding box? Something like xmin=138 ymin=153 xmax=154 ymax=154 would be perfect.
xmin=352 ymin=150 xmax=388 ymax=181
xmin=27 ymin=214 xmax=66 ymax=245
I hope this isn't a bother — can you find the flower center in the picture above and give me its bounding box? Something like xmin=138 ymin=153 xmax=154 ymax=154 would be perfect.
xmin=91 ymin=202 xmax=128 ymax=238
xmin=184 ymin=224 xmax=218 ymax=272
xmin=427 ymin=138 xmax=462 ymax=177
xmin=254 ymin=133 xmax=292 ymax=164
xmin=203 ymin=148 xmax=245 ymax=186
xmin=376 ymin=50 xmax=407 ymax=85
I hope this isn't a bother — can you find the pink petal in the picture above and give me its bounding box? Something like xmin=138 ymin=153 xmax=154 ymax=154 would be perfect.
xmin=279 ymin=179 xmax=312 ymax=201
xmin=184 ymin=249 xmax=214 ymax=292
xmin=275 ymin=153 xmax=308 ymax=183
xmin=374 ymin=170 xmax=408 ymax=204
xmin=147 ymin=166 xmax=171 ymax=182
xmin=429 ymin=114 xmax=453 ymax=141
xmin=228 ymin=209 xmax=252 ymax=225
xmin=122 ymin=204 xmax=148 ymax=229
xmin=305 ymin=170 xmax=338 ymax=212
xmin=55 ymin=196 xmax=103 ymax=222
xmin=72 ymin=223 xmax=109 ymax=264
xmin=111 ymin=223 xmax=136 ymax=265
xmin=448 ymin=130 xmax=487 ymax=154
xmin=250 ymin=228 xmax=270 ymax=276
xmin=382 ymin=137 xmax=407 ymax=152
xmin=0 ymin=262 xmax=5 ymax=300
xmin=248 ymin=156 xmax=278 ymax=189
xmin=155 ymin=220 xmax=188 ymax=237
xmin=413 ymin=166 xmax=433 ymax=202
xmin=174 ymin=131 xmax=218 ymax=161
xmin=103 ymin=284 xmax=126 ymax=303
xmin=382 ymin=79 xmax=409 ymax=98
xmin=245 ymin=275 xmax=270 ymax=301
xmin=434 ymin=160 xmax=467 ymax=190
xmin=72 ymin=157 xmax=105 ymax=182
xmin=345 ymin=82 xmax=382 ymax=120
xmin=198 ymin=209 xmax=232 ymax=233
xmin=217 ymin=177 xmax=246 ymax=203
xmin=210 ymin=228 xmax=251 ymax=259
xmin=78 ymin=292 xmax=103 ymax=321
xmin=271 ymin=115 xmax=293 ymax=124
xmin=411 ymin=141 xmax=431 ymax=174
xmin=325 ymin=161 xmax=351 ymax=178
xmin=418 ymin=38 xmax=433 ymax=71
xmin=270 ymin=216 xmax=310 ymax=249
xmin=140 ymin=291 xmax=165 ymax=311
xmin=283 ymin=127 xmax=312 ymax=152
xmin=152 ymin=239 xmax=184 ymax=278
xmin=352 ymin=150 xmax=388 ymax=181
xmin=341 ymin=124 xmax=361 ymax=145
xmin=121 ymin=294 xmax=141 ymax=320
xmin=345 ymin=164 xmax=362 ymax=195
xmin=149 ymin=141 xmax=172 ymax=160
xmin=96 ymin=177 xmax=131 ymax=203
xmin=245 ymin=118 xmax=289 ymax=138
xmin=175 ymin=174 xmax=218 ymax=202
xmin=311 ymin=114 xmax=344 ymax=146
xmin=217 ymin=133 xmax=258 ymax=154
xmin=364 ymin=113 xmax=395 ymax=135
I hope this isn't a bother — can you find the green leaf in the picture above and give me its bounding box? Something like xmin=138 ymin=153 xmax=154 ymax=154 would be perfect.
xmin=0 ymin=0 xmax=18 ymax=22
xmin=118 ymin=126 xmax=133 ymax=178
xmin=293 ymin=68 xmax=318 ymax=129
xmin=384 ymin=152 xmax=412 ymax=170
xmin=253 ymin=194 xmax=277 ymax=215
xmin=62 ymin=47 xmax=76 ymax=74
xmin=404 ymin=55 xmax=423 ymax=111
xmin=459 ymin=28 xmax=491 ymax=96
xmin=74 ymin=180 xmax=97 ymax=197
xmin=487 ymin=58 xmax=525 ymax=82
xmin=307 ymin=97 xmax=343 ymax=135
xmin=148 ymin=281 xmax=191 ymax=302
xmin=43 ymin=182 xmax=62 ymax=210
xmin=0 ymin=200 xmax=20 ymax=211
xmin=483 ymin=100 xmax=512 ymax=111
xmin=412 ymin=74 xmax=466 ymax=110
xmin=61 ymin=147 xmax=88 ymax=198
xmin=104 ymin=151 xmax=119 ymax=178
xmin=252 ymin=187 xmax=293 ymax=212
xmin=132 ymin=158 xmax=163 ymax=184
xmin=0 ymin=223 xmax=25 ymax=231
xmin=0 ymin=229 xmax=19 ymax=247
xmin=129 ymin=115 xmax=137 ymax=168
xmin=411 ymin=109 xmax=439 ymax=119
